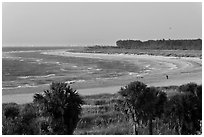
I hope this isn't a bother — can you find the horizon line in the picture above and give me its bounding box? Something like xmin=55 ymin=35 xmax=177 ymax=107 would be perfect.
xmin=2 ymin=38 xmax=202 ymax=47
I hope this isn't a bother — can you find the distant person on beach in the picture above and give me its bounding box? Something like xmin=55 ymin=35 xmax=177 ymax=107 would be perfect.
xmin=166 ymin=75 xmax=169 ymax=79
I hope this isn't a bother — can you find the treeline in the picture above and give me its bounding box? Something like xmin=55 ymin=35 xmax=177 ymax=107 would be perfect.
xmin=2 ymin=82 xmax=202 ymax=135
xmin=116 ymin=39 xmax=202 ymax=50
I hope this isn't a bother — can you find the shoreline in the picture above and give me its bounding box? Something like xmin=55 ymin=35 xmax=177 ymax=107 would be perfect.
xmin=2 ymin=51 xmax=202 ymax=104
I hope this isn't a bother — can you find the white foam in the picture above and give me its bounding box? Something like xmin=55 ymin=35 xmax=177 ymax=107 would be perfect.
xmin=3 ymin=56 xmax=22 ymax=60
xmin=18 ymin=74 xmax=55 ymax=79
xmin=145 ymin=65 xmax=150 ymax=68
xmin=77 ymin=80 xmax=85 ymax=82
xmin=3 ymin=84 xmax=38 ymax=90
xmin=144 ymin=70 xmax=151 ymax=72
xmin=60 ymin=68 xmax=66 ymax=71
xmin=96 ymin=68 xmax=102 ymax=71
xmin=4 ymin=50 xmax=38 ymax=54
xmin=128 ymin=72 xmax=138 ymax=75
xmin=36 ymin=59 xmax=43 ymax=62
xmin=65 ymin=79 xmax=85 ymax=84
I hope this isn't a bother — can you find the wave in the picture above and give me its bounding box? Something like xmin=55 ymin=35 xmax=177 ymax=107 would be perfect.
xmin=95 ymin=68 xmax=102 ymax=71
xmin=2 ymin=56 xmax=22 ymax=60
xmin=2 ymin=84 xmax=38 ymax=90
xmin=60 ymin=68 xmax=67 ymax=71
xmin=128 ymin=72 xmax=139 ymax=76
xmin=144 ymin=70 xmax=151 ymax=72
xmin=36 ymin=59 xmax=43 ymax=62
xmin=18 ymin=74 xmax=56 ymax=79
xmin=65 ymin=79 xmax=85 ymax=84
xmin=169 ymin=64 xmax=178 ymax=70
xmin=28 ymin=60 xmax=62 ymax=65
xmin=145 ymin=65 xmax=151 ymax=68
xmin=40 ymin=61 xmax=61 ymax=65
xmin=95 ymin=76 xmax=119 ymax=80
xmin=3 ymin=50 xmax=43 ymax=54
xmin=2 ymin=83 xmax=51 ymax=90
xmin=72 ymin=65 xmax=78 ymax=68
xmin=3 ymin=56 xmax=43 ymax=64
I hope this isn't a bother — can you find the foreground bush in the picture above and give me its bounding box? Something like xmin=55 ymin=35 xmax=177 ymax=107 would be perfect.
xmin=3 ymin=103 xmax=20 ymax=119
xmin=164 ymin=83 xmax=202 ymax=135
xmin=2 ymin=103 xmax=40 ymax=135
xmin=33 ymin=82 xmax=84 ymax=135
xmin=118 ymin=81 xmax=167 ymax=135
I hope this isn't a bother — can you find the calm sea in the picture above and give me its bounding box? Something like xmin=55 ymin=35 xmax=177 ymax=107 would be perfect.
xmin=2 ymin=46 xmax=140 ymax=89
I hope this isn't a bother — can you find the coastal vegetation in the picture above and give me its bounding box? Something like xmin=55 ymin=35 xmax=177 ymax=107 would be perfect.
xmin=116 ymin=39 xmax=202 ymax=50
xmin=71 ymin=39 xmax=202 ymax=58
xmin=2 ymin=82 xmax=202 ymax=135
xmin=81 ymin=47 xmax=202 ymax=58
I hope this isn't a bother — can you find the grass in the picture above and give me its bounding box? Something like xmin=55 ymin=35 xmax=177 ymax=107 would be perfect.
xmin=2 ymin=86 xmax=182 ymax=135
xmin=74 ymin=87 xmax=180 ymax=135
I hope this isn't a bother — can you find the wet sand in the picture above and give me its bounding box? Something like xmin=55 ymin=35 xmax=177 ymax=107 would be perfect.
xmin=2 ymin=51 xmax=202 ymax=104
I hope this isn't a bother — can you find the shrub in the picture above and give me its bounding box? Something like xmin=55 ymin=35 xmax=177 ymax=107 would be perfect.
xmin=4 ymin=103 xmax=20 ymax=119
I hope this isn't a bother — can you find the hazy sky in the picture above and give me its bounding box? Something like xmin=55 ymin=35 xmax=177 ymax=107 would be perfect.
xmin=2 ymin=2 xmax=202 ymax=46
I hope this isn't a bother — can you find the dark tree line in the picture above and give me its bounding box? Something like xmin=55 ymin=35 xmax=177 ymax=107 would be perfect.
xmin=116 ymin=39 xmax=202 ymax=50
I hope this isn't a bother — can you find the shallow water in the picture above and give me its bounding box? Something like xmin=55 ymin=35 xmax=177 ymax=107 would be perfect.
xmin=2 ymin=47 xmax=141 ymax=89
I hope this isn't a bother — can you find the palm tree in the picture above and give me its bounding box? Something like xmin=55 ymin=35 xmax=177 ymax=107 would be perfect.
xmin=165 ymin=94 xmax=189 ymax=134
xmin=165 ymin=83 xmax=202 ymax=135
xmin=33 ymin=82 xmax=84 ymax=135
xmin=137 ymin=87 xmax=167 ymax=135
xmin=118 ymin=81 xmax=147 ymax=135
xmin=118 ymin=81 xmax=167 ymax=135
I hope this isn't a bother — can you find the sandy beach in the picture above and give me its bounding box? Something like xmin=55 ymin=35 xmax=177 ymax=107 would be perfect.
xmin=2 ymin=51 xmax=202 ymax=104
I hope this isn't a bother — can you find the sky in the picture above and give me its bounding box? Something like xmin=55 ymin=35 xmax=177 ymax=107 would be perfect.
xmin=2 ymin=2 xmax=202 ymax=46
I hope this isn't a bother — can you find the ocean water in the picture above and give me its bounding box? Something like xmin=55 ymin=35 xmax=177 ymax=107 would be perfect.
xmin=2 ymin=47 xmax=141 ymax=89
